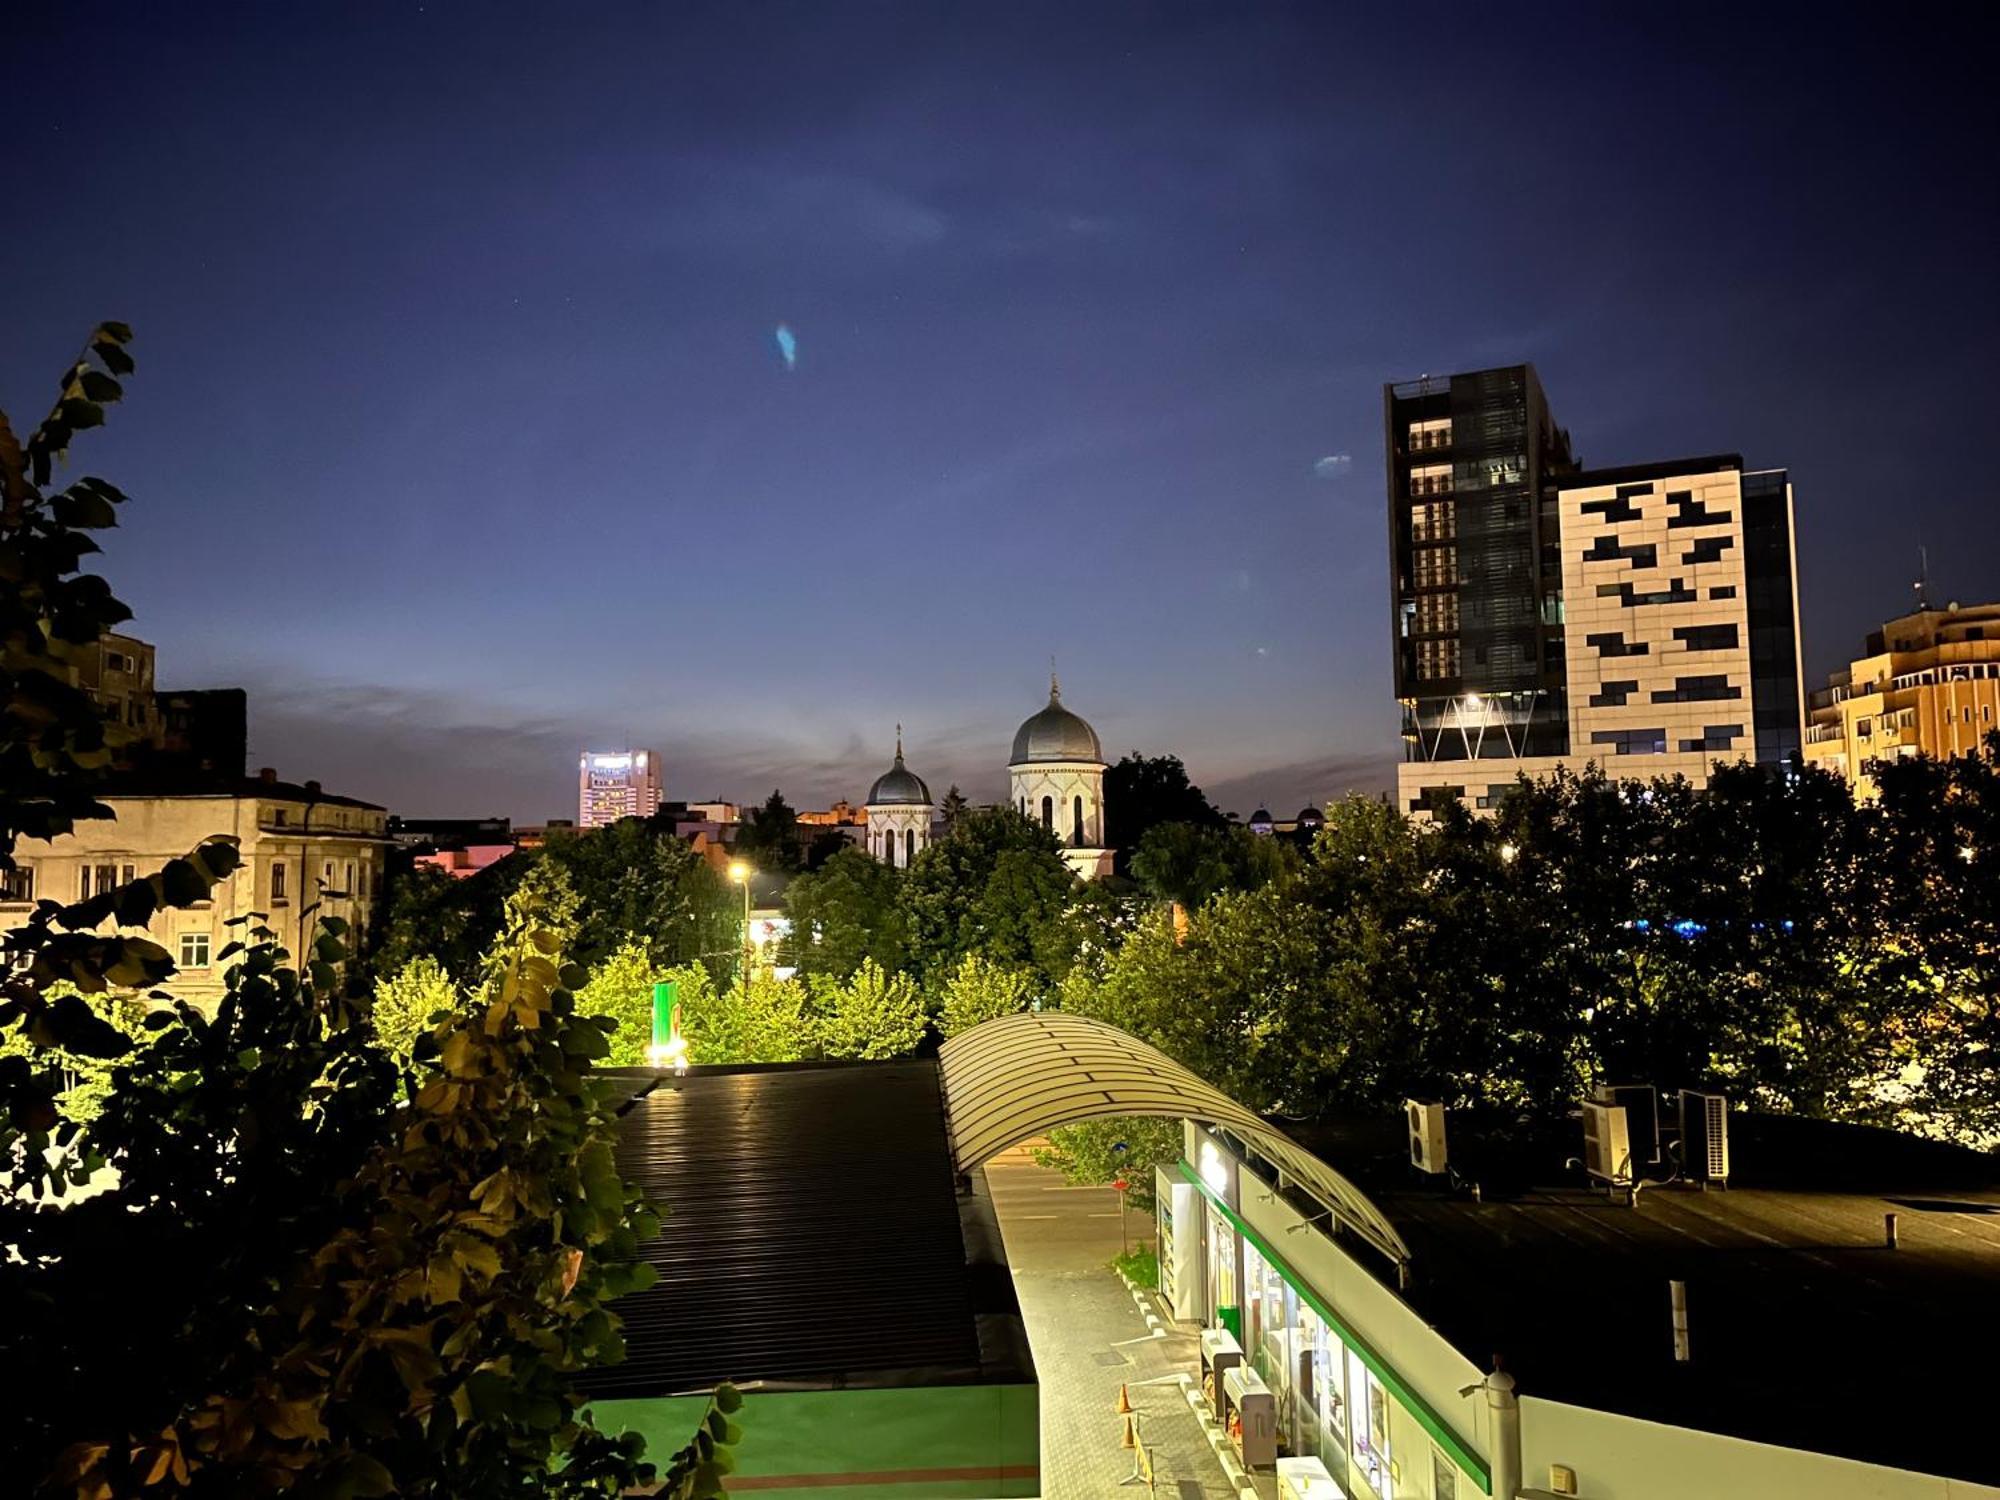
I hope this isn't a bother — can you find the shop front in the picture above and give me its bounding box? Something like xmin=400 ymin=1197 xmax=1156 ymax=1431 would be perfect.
xmin=1161 ymin=1125 xmax=1489 ymax=1500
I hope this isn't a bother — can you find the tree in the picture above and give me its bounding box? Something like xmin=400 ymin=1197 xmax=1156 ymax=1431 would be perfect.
xmin=936 ymin=954 xmax=1037 ymax=1037
xmin=810 ymin=958 xmax=926 ymax=1059
xmin=1032 ymin=1117 xmax=1183 ymax=1212
xmin=782 ymin=846 xmax=906 ymax=979
xmin=1104 ymin=753 xmax=1225 ymax=876
xmin=0 ymin=983 xmax=149 ymax=1125
xmin=938 ymin=785 xmax=971 ymax=829
xmin=1130 ymin=821 xmax=1291 ymax=909
xmin=0 ymin=328 xmax=724 ymax=1497
xmin=900 ymin=806 xmax=1077 ymax=990
xmin=573 ymin=940 xmax=664 ymax=1066
xmin=371 ymin=955 xmax=461 ymax=1071
xmin=735 ymin=790 xmax=803 ymax=874
xmin=684 ymin=971 xmax=812 ymax=1065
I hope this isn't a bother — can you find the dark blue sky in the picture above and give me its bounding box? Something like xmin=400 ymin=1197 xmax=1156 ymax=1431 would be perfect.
xmin=6 ymin=6 xmax=1996 ymax=820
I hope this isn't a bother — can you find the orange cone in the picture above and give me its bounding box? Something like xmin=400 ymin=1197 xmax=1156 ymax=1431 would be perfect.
xmin=1116 ymin=1383 xmax=1133 ymax=1415
xmin=1121 ymin=1414 xmax=1138 ymax=1450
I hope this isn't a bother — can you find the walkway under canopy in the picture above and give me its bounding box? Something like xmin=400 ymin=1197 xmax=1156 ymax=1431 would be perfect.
xmin=937 ymin=1012 xmax=1410 ymax=1269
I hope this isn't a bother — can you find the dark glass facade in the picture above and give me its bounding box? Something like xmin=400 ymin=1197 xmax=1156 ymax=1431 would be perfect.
xmin=1741 ymin=469 xmax=1803 ymax=766
xmin=1385 ymin=365 xmax=1575 ymax=763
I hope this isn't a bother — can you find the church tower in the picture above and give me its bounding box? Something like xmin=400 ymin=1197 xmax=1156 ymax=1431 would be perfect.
xmin=1008 ymin=674 xmax=1112 ymax=880
xmin=864 ymin=727 xmax=934 ymax=869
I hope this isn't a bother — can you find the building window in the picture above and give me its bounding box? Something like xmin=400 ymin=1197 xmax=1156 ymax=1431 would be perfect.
xmin=1414 ymin=545 xmax=1457 ymax=589
xmin=1674 ymin=623 xmax=1740 ymax=652
xmin=1666 ymin=493 xmax=1733 ymax=528
xmin=1591 ymin=728 xmax=1667 ymax=755
xmin=1040 ymin=796 xmax=1053 ymax=831
xmin=1709 ymin=585 xmax=1737 ymax=599
xmin=1682 ymin=535 xmax=1734 ymax=564
xmin=1416 ymin=638 xmax=1461 ymax=680
xmin=904 ymin=829 xmax=916 ymax=865
xmin=81 ymin=863 xmax=119 ymax=900
xmin=1 ymin=867 xmax=33 ymax=903
xmin=1582 ymin=535 xmax=1659 ymax=568
xmin=1651 ymin=674 xmax=1742 ymax=703
xmin=1589 ymin=680 xmax=1639 ymax=707
xmin=178 ymin=931 xmax=212 ymax=969
xmin=345 ymin=861 xmax=355 ymax=894
xmin=272 ymin=861 xmax=288 ymax=901
xmin=1416 ymin=592 xmax=1459 ymax=635
xmin=271 ymin=807 xmax=288 ymax=827
xmin=1585 ymin=632 xmax=1648 ymax=658
xmin=1580 ymin=495 xmax=1641 ymax=523
xmin=1679 ymin=724 xmax=1743 ymax=753
xmin=1072 ymin=795 xmax=1085 ymax=846
xmin=323 ymin=860 xmax=335 ymax=890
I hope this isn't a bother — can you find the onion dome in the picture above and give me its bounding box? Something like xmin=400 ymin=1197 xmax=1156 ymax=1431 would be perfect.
xmin=866 ymin=727 xmax=932 ymax=807
xmin=1009 ymin=674 xmax=1103 ymax=765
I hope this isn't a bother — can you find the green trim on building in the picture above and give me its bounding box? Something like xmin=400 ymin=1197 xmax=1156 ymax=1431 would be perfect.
xmin=1179 ymin=1158 xmax=1491 ymax=1494
xmin=588 ymin=1382 xmax=1039 ymax=1498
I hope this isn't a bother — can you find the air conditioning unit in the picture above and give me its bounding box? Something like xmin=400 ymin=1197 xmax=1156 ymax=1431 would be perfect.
xmin=1581 ymin=1100 xmax=1633 ymax=1186
xmin=1406 ymin=1099 xmax=1448 ymax=1174
xmin=1596 ymin=1083 xmax=1660 ymax=1168
xmin=1680 ymin=1089 xmax=1730 ymax=1184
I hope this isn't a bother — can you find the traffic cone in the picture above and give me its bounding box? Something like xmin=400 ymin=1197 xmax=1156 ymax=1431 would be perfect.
xmin=1116 ymin=1383 xmax=1133 ymax=1415
xmin=1121 ymin=1414 xmax=1138 ymax=1450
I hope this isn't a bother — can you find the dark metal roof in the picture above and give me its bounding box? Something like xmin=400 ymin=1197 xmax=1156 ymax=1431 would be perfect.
xmin=576 ymin=1061 xmax=1030 ymax=1400
xmin=1288 ymin=1109 xmax=2000 ymax=1486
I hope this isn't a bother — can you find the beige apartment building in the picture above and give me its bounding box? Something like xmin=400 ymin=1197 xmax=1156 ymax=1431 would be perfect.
xmin=0 ymin=770 xmax=390 ymax=1009
xmin=1803 ymin=600 xmax=2000 ymax=797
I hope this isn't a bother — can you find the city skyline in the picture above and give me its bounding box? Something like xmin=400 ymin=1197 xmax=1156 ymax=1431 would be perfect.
xmin=5 ymin=6 xmax=1997 ymax=821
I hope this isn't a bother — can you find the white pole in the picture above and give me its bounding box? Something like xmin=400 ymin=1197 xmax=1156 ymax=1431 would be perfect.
xmin=1485 ymin=1366 xmax=1521 ymax=1499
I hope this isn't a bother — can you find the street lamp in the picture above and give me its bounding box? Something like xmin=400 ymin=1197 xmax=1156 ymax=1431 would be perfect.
xmin=729 ymin=860 xmax=753 ymax=980
xmin=1499 ymin=842 xmax=1518 ymax=865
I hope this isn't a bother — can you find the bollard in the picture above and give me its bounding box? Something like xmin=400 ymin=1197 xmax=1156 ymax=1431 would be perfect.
xmin=1670 ymin=1280 xmax=1690 ymax=1362
xmin=1885 ymin=1211 xmax=1899 ymax=1250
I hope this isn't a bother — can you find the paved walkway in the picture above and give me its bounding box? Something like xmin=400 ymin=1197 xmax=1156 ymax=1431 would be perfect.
xmin=986 ymin=1149 xmax=1254 ymax=1500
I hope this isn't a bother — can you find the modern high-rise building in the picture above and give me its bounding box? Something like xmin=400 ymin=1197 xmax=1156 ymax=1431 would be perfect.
xmin=1803 ymin=600 xmax=2000 ymax=797
xmin=1387 ymin=366 xmax=1804 ymax=814
xmin=577 ymin=750 xmax=662 ymax=827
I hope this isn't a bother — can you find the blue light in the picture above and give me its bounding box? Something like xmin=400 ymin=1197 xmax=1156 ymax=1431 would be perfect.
xmin=774 ymin=324 xmax=798 ymax=371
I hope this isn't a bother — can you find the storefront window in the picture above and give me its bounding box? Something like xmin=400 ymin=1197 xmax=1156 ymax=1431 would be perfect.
xmin=1206 ymin=1202 xmax=1237 ymax=1331
xmin=1349 ymin=1347 xmax=1392 ymax=1499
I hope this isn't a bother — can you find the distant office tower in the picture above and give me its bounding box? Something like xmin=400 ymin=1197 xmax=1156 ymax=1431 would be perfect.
xmin=1805 ymin=599 xmax=2000 ymax=797
xmin=1387 ymin=365 xmax=1803 ymax=814
xmin=578 ymin=750 xmax=662 ymax=827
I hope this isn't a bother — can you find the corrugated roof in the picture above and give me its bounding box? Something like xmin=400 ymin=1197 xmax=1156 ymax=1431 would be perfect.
xmin=577 ymin=1061 xmax=1014 ymax=1400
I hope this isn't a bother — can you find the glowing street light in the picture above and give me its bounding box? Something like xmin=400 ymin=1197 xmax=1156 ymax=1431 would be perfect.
xmin=1499 ymin=842 xmax=1518 ymax=864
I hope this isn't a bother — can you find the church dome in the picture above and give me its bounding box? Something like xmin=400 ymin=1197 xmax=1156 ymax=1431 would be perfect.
xmin=1010 ymin=678 xmax=1103 ymax=765
xmin=866 ymin=732 xmax=932 ymax=807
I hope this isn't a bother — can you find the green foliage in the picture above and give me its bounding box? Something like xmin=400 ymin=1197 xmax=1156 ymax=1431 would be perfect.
xmin=1111 ymin=1245 xmax=1160 ymax=1289
xmin=935 ymin=953 xmax=1037 ymax=1037
xmin=901 ymin=806 xmax=1079 ymax=989
xmin=379 ymin=826 xmax=736 ymax=990
xmin=1130 ymin=820 xmax=1292 ymax=909
xmin=573 ymin=941 xmax=664 ymax=1066
xmin=684 ymin=970 xmax=810 ymax=1065
xmin=809 ymin=958 xmax=926 ymax=1059
xmin=1 ymin=327 xmax=716 ymax=1498
xmin=1032 ymin=1116 xmax=1182 ymax=1211
xmin=0 ymin=982 xmax=149 ymax=1124
xmin=370 ymin=955 xmax=461 ymax=1070
xmin=1104 ymin=752 xmax=1226 ymax=876
xmin=782 ymin=846 xmax=905 ymax=979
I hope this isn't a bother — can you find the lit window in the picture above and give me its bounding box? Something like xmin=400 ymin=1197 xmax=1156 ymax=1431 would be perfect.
xmin=178 ymin=931 xmax=212 ymax=969
xmin=0 ymin=867 xmax=33 ymax=903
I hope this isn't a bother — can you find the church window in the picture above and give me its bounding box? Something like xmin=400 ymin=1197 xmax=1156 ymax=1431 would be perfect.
xmin=1040 ymin=796 xmax=1053 ymax=830
xmin=1072 ymin=795 xmax=1085 ymax=845
xmin=904 ymin=829 xmax=915 ymax=865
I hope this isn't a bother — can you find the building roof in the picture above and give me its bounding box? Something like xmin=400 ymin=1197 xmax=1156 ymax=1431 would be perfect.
xmin=1287 ymin=1108 xmax=2000 ymax=1485
xmin=100 ymin=769 xmax=383 ymax=811
xmin=1559 ymin=454 xmax=1744 ymax=489
xmin=866 ymin=732 xmax=933 ymax=807
xmin=575 ymin=1061 xmax=1032 ymax=1401
xmin=1009 ymin=678 xmax=1102 ymax=765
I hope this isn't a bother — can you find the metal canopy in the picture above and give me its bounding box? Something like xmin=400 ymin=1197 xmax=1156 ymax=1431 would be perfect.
xmin=938 ymin=1012 xmax=1410 ymax=1269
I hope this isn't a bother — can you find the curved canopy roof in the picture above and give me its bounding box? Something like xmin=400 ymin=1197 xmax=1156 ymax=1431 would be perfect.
xmin=938 ymin=1011 xmax=1409 ymax=1269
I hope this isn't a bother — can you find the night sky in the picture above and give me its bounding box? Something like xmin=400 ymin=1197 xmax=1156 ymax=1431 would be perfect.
xmin=6 ymin=6 xmax=1996 ymax=821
